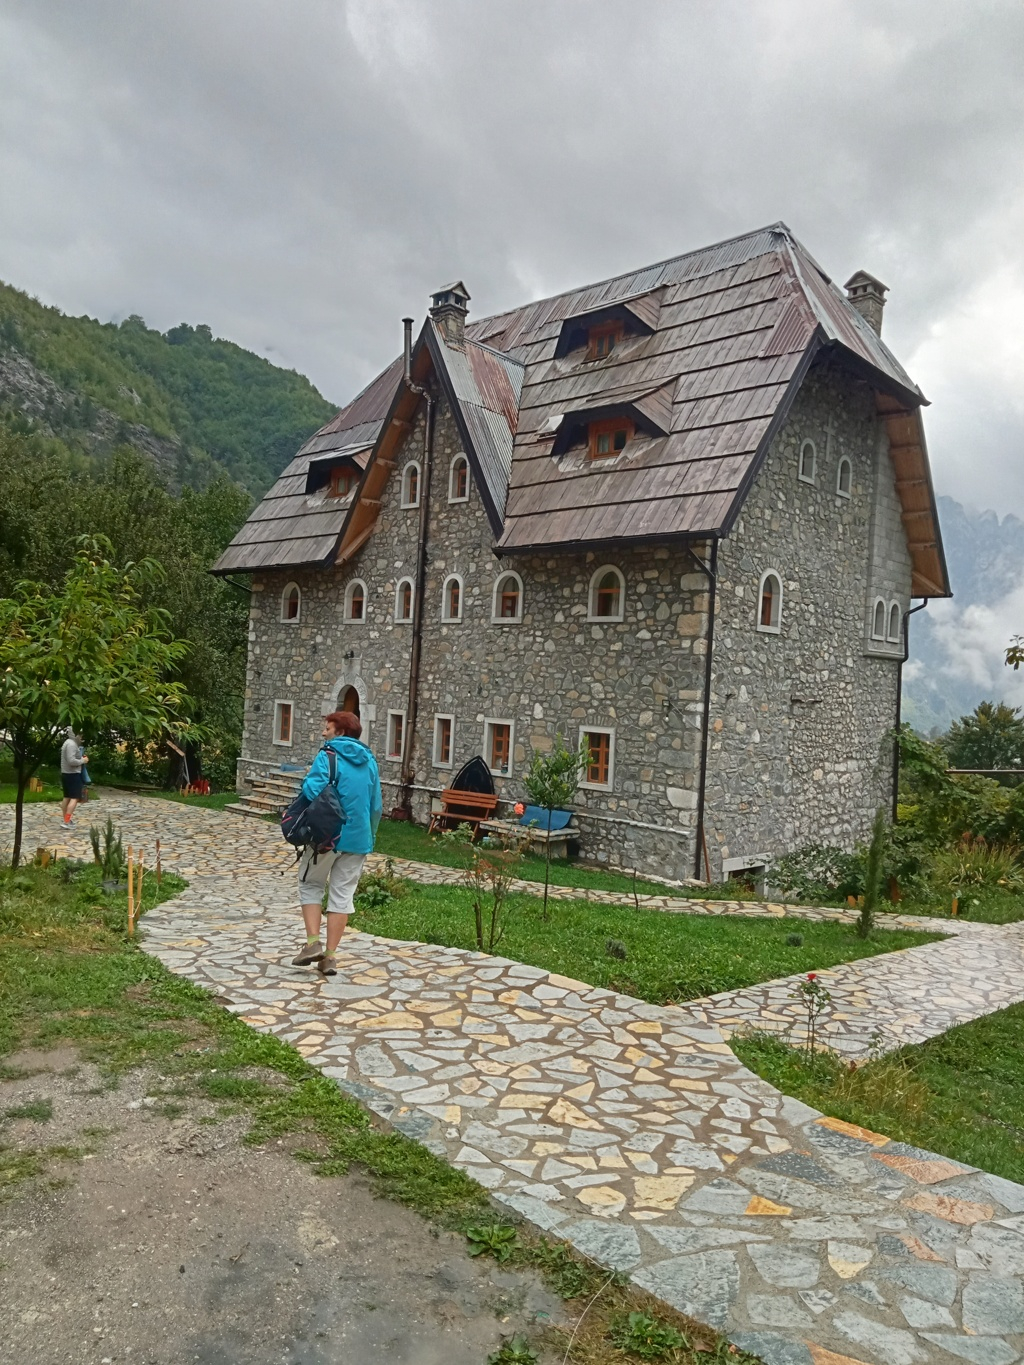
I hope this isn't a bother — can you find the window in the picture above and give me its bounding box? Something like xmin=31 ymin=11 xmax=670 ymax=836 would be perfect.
xmin=757 ymin=571 xmax=782 ymax=633
xmin=281 ymin=583 xmax=301 ymax=622
xmin=273 ymin=700 xmax=293 ymax=747
xmin=401 ymin=461 xmax=421 ymax=508
xmin=798 ymin=440 xmax=816 ymax=484
xmin=441 ymin=574 xmax=463 ymax=622
xmin=887 ymin=601 xmax=902 ymax=644
xmin=449 ymin=455 xmax=469 ymax=502
xmin=433 ymin=715 xmax=454 ymax=768
xmin=492 ymin=571 xmax=523 ymax=623
xmin=329 ymin=465 xmax=359 ymax=498
xmin=395 ymin=577 xmax=414 ymax=622
xmin=588 ymin=565 xmax=625 ymax=621
xmin=871 ymin=598 xmax=886 ymax=640
xmin=386 ymin=710 xmax=406 ymax=760
xmin=836 ymin=457 xmax=852 ymax=498
xmin=484 ymin=719 xmax=513 ymax=776
xmin=344 ymin=579 xmax=366 ymax=622
xmin=588 ymin=417 xmax=634 ymax=459
xmin=587 ymin=321 xmax=623 ymax=360
xmin=580 ymin=727 xmax=615 ymax=790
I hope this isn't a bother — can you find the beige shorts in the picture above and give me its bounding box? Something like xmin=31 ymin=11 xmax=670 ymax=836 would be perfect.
xmin=296 ymin=850 xmax=365 ymax=916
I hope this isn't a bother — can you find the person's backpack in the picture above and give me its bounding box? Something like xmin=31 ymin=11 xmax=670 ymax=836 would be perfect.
xmin=281 ymin=748 xmax=346 ymax=855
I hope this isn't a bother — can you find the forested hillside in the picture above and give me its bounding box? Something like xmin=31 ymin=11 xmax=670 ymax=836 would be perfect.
xmin=0 ymin=281 xmax=336 ymax=494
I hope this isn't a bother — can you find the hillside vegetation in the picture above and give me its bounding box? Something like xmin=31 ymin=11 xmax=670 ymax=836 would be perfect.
xmin=0 ymin=281 xmax=336 ymax=494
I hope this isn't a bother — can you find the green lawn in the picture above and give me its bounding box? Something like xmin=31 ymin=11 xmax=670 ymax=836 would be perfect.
xmin=354 ymin=881 xmax=939 ymax=1004
xmin=735 ymin=1009 xmax=1024 ymax=1184
xmin=374 ymin=818 xmax=756 ymax=901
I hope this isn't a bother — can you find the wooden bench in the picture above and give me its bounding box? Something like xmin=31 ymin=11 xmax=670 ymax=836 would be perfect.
xmin=428 ymin=789 xmax=499 ymax=837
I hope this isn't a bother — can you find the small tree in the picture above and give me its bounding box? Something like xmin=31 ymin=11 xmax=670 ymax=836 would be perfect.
xmin=441 ymin=823 xmax=528 ymax=952
xmin=523 ymin=735 xmax=587 ymax=920
xmin=857 ymin=806 xmax=887 ymax=939
xmin=0 ymin=538 xmax=193 ymax=867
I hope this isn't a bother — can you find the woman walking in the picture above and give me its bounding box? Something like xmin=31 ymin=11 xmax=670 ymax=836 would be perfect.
xmin=291 ymin=710 xmax=382 ymax=977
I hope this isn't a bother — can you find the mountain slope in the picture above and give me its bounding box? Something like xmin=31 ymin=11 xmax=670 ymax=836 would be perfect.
xmin=0 ymin=282 xmax=336 ymax=495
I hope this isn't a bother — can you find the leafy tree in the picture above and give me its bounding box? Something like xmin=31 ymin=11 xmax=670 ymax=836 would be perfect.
xmin=523 ymin=735 xmax=587 ymax=920
xmin=0 ymin=538 xmax=192 ymax=867
xmin=857 ymin=807 xmax=887 ymax=938
xmin=946 ymin=701 xmax=1024 ymax=776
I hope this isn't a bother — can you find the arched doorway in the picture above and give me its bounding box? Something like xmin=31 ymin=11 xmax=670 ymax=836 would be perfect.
xmin=341 ymin=685 xmax=360 ymax=717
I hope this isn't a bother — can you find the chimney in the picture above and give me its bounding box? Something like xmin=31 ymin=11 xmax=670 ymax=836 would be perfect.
xmin=429 ymin=281 xmax=470 ymax=346
xmin=844 ymin=270 xmax=888 ymax=335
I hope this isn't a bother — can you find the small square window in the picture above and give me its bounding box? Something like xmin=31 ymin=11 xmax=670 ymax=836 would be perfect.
xmin=588 ymin=418 xmax=633 ymax=459
xmin=386 ymin=711 xmax=405 ymax=760
xmin=329 ymin=465 xmax=358 ymax=497
xmin=580 ymin=728 xmax=614 ymax=790
xmin=273 ymin=701 xmax=293 ymax=746
xmin=433 ymin=715 xmax=454 ymax=768
xmin=484 ymin=720 xmax=513 ymax=777
xmin=588 ymin=322 xmax=623 ymax=360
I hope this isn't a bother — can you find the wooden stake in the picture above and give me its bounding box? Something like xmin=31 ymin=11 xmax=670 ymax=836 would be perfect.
xmin=136 ymin=850 xmax=145 ymax=918
xmin=127 ymin=845 xmax=135 ymax=936
xmin=951 ymin=896 xmax=959 ymax=917
xmin=155 ymin=838 xmax=162 ymax=885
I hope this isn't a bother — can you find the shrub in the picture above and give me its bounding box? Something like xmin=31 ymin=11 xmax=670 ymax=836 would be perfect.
xmin=354 ymin=858 xmax=406 ymax=910
xmin=933 ymin=835 xmax=1024 ymax=895
xmin=770 ymin=844 xmax=863 ymax=903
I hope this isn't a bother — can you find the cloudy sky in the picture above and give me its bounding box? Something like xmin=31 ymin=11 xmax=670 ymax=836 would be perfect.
xmin=1 ymin=0 xmax=1023 ymax=520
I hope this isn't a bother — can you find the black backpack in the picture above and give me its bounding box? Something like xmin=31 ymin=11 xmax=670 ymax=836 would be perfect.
xmin=281 ymin=747 xmax=346 ymax=855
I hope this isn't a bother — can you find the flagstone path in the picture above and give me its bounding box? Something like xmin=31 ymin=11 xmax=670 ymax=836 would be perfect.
xmin=7 ymin=791 xmax=1024 ymax=1365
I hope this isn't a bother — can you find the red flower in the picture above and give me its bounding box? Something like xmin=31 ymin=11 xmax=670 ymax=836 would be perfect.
xmin=513 ymin=802 xmax=525 ymax=816
xmin=807 ymin=972 xmax=817 ymax=981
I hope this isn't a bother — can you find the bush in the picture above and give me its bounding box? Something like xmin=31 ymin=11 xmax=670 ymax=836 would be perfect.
xmin=933 ymin=835 xmax=1024 ymax=895
xmin=354 ymin=859 xmax=407 ymax=910
xmin=770 ymin=844 xmax=863 ymax=903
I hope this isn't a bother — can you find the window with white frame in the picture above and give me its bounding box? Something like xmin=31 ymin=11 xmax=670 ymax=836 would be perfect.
xmin=757 ymin=570 xmax=782 ymax=633
xmin=344 ymin=579 xmax=367 ymax=622
xmin=273 ymin=700 xmax=294 ymax=746
xmin=836 ymin=457 xmax=852 ymax=498
xmin=483 ymin=719 xmax=513 ymax=777
xmin=448 ymin=454 xmax=469 ymax=503
xmin=871 ymin=598 xmax=886 ymax=640
xmin=441 ymin=574 xmax=463 ymax=623
xmin=798 ymin=440 xmax=816 ymax=484
xmin=588 ymin=565 xmax=625 ymax=622
xmin=492 ymin=571 xmax=523 ymax=623
xmin=580 ymin=727 xmax=615 ymax=790
xmin=887 ymin=600 xmax=902 ymax=644
xmin=280 ymin=583 xmax=301 ymax=622
xmin=394 ymin=577 xmax=414 ymax=622
xmin=400 ymin=461 xmax=421 ymax=508
xmin=386 ymin=710 xmax=406 ymax=760
xmin=433 ymin=714 xmax=454 ymax=768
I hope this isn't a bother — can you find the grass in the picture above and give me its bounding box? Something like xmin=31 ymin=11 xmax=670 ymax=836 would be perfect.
xmin=375 ymin=818 xmax=764 ymax=901
xmin=735 ymin=1011 xmax=1024 ymax=1184
xmin=0 ymin=859 xmax=763 ymax=1364
xmin=354 ymin=880 xmax=939 ymax=1004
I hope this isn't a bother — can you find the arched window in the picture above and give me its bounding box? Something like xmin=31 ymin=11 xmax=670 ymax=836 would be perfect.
xmin=441 ymin=574 xmax=463 ymax=623
xmin=395 ymin=577 xmax=414 ymax=622
xmin=401 ymin=461 xmax=421 ymax=509
xmin=448 ymin=454 xmax=469 ymax=503
xmin=281 ymin=583 xmax=301 ymax=623
xmin=757 ymin=571 xmax=782 ymax=633
xmin=871 ymin=598 xmax=886 ymax=640
xmin=344 ymin=579 xmax=366 ymax=623
xmin=492 ymin=571 xmax=523 ymax=623
xmin=588 ymin=565 xmax=625 ymax=622
xmin=888 ymin=601 xmax=902 ymax=644
xmin=798 ymin=440 xmax=816 ymax=484
xmin=836 ymin=457 xmax=852 ymax=498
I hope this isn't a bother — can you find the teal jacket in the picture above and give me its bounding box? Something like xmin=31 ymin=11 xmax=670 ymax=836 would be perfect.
xmin=300 ymin=737 xmax=382 ymax=854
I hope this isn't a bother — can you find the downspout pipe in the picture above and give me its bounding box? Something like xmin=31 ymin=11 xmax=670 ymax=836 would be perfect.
xmin=892 ymin=598 xmax=928 ymax=822
xmin=398 ymin=318 xmax=435 ymax=817
xmin=689 ymin=537 xmax=719 ymax=880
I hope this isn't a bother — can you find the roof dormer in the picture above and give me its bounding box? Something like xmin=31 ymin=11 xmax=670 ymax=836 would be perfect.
xmin=553 ymin=288 xmax=663 ymax=360
xmin=304 ymin=449 xmax=369 ymax=497
xmin=547 ymin=379 xmax=674 ymax=459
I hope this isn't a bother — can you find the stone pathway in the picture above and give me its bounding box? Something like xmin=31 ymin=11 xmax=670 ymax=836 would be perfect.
xmin=7 ymin=792 xmax=1024 ymax=1364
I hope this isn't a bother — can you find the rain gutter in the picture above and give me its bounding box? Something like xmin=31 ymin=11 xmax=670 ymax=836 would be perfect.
xmin=893 ymin=599 xmax=929 ymax=823
xmin=688 ymin=537 xmax=719 ymax=880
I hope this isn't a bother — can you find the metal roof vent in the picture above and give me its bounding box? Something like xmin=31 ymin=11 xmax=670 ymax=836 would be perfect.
xmin=844 ymin=270 xmax=888 ymax=335
xmin=430 ymin=280 xmax=470 ymax=347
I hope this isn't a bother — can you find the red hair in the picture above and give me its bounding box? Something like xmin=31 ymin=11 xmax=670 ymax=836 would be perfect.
xmin=325 ymin=710 xmax=362 ymax=739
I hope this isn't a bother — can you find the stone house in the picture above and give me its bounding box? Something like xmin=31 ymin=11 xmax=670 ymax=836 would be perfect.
xmin=214 ymin=224 xmax=949 ymax=883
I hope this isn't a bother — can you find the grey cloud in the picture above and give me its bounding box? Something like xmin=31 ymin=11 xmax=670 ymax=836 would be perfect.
xmin=0 ymin=0 xmax=1022 ymax=511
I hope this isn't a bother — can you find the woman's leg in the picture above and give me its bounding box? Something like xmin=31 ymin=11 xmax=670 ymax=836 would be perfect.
xmin=319 ymin=854 xmax=365 ymax=972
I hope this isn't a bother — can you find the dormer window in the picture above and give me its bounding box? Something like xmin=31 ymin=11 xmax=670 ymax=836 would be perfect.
xmin=589 ymin=417 xmax=634 ymax=459
xmin=588 ymin=321 xmax=623 ymax=361
xmin=329 ymin=465 xmax=359 ymax=498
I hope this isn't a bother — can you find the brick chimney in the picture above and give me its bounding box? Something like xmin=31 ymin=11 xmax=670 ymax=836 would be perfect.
xmin=844 ymin=270 xmax=888 ymax=335
xmin=429 ymin=281 xmax=470 ymax=346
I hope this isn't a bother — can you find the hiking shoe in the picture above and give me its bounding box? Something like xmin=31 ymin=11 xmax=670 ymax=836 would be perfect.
xmin=317 ymin=954 xmax=338 ymax=977
xmin=291 ymin=942 xmax=324 ymax=966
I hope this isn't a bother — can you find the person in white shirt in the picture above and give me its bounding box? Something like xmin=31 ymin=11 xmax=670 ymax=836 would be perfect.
xmin=59 ymin=726 xmax=88 ymax=826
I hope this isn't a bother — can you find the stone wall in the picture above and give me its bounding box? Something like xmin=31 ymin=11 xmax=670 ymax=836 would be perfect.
xmin=706 ymin=355 xmax=911 ymax=875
